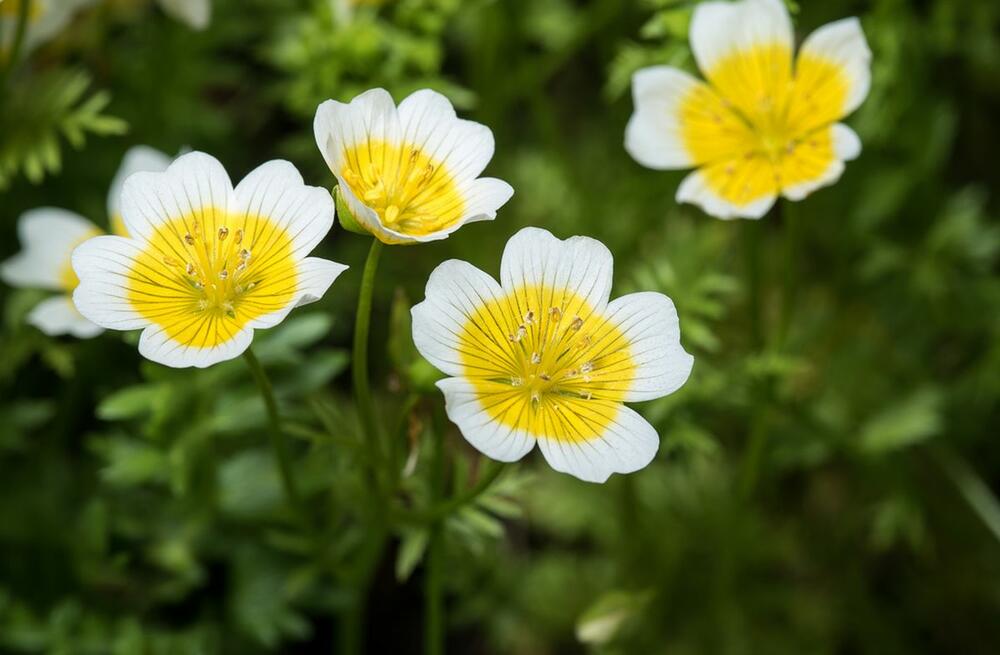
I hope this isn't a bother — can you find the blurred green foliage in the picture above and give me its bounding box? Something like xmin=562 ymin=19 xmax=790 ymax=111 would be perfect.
xmin=1 ymin=0 xmax=1000 ymax=653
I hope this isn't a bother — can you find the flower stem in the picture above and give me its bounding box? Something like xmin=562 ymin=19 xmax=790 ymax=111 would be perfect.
xmin=424 ymin=412 xmax=447 ymax=655
xmin=354 ymin=238 xmax=385 ymax=466
xmin=0 ymin=0 xmax=32 ymax=91
xmin=242 ymin=347 xmax=302 ymax=510
xmin=340 ymin=237 xmax=387 ymax=655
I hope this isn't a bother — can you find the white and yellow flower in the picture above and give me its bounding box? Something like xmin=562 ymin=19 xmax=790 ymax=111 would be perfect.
xmin=0 ymin=145 xmax=173 ymax=337
xmin=0 ymin=0 xmax=95 ymax=55
xmin=72 ymin=151 xmax=347 ymax=368
xmin=411 ymin=227 xmax=694 ymax=483
xmin=625 ymin=0 xmax=871 ymax=219
xmin=314 ymin=88 xmax=513 ymax=245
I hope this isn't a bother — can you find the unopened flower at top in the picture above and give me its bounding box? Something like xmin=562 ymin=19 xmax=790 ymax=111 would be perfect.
xmin=314 ymin=88 xmax=513 ymax=245
xmin=0 ymin=146 xmax=172 ymax=338
xmin=411 ymin=227 xmax=694 ymax=483
xmin=72 ymin=152 xmax=347 ymax=368
xmin=625 ymin=0 xmax=871 ymax=219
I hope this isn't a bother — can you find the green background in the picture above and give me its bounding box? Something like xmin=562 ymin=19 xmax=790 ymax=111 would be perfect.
xmin=1 ymin=0 xmax=999 ymax=652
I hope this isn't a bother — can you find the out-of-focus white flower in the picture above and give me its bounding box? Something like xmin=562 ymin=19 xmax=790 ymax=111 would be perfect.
xmin=157 ymin=0 xmax=211 ymax=30
xmin=72 ymin=152 xmax=347 ymax=368
xmin=411 ymin=227 xmax=694 ymax=483
xmin=0 ymin=146 xmax=173 ymax=338
xmin=625 ymin=0 xmax=871 ymax=219
xmin=0 ymin=0 xmax=96 ymax=55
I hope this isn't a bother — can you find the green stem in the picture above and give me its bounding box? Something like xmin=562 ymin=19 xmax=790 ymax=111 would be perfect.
xmin=415 ymin=461 xmax=507 ymax=525
xmin=934 ymin=445 xmax=1000 ymax=546
xmin=340 ymin=238 xmax=387 ymax=655
xmin=1 ymin=0 xmax=31 ymax=92
xmin=778 ymin=199 xmax=800 ymax=346
xmin=743 ymin=221 xmax=763 ymax=349
xmin=242 ymin=348 xmax=302 ymax=510
xmin=424 ymin=411 xmax=447 ymax=655
xmin=353 ymin=238 xmax=385 ymax=464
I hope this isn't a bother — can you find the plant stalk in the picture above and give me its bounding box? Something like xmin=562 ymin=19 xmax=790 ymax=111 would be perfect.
xmin=242 ymin=347 xmax=303 ymax=510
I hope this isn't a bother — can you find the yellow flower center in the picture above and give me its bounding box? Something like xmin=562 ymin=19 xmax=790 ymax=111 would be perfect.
xmin=458 ymin=284 xmax=635 ymax=442
xmin=340 ymin=139 xmax=465 ymax=237
xmin=127 ymin=210 xmax=298 ymax=348
xmin=678 ymin=43 xmax=851 ymax=206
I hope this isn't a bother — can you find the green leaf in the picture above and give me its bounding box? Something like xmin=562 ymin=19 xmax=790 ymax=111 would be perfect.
xmin=858 ymin=388 xmax=943 ymax=455
xmin=395 ymin=528 xmax=429 ymax=582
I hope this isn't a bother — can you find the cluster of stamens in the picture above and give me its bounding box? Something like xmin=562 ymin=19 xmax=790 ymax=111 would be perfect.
xmin=342 ymin=146 xmax=452 ymax=232
xmin=159 ymin=220 xmax=256 ymax=318
xmin=504 ymin=304 xmax=598 ymax=409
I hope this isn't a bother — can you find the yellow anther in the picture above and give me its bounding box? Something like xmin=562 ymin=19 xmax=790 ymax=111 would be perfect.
xmin=218 ymin=226 xmax=229 ymax=241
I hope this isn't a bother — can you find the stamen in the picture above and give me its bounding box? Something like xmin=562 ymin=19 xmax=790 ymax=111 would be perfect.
xmin=184 ymin=233 xmax=195 ymax=245
xmin=218 ymin=226 xmax=229 ymax=241
xmin=549 ymin=307 xmax=562 ymax=322
xmin=185 ymin=263 xmax=196 ymax=276
xmin=531 ymin=352 xmax=541 ymax=365
xmin=234 ymin=229 xmax=243 ymax=245
xmin=539 ymin=373 xmax=551 ymax=381
xmin=580 ymin=361 xmax=593 ymax=374
xmin=569 ymin=316 xmax=584 ymax=331
xmin=523 ymin=310 xmax=534 ymax=325
xmin=510 ymin=377 xmax=523 ymax=387
xmin=219 ymin=270 xmax=228 ymax=280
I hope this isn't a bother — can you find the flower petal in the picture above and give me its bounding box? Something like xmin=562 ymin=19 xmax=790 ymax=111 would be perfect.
xmin=157 ymin=0 xmax=211 ymax=29
xmin=138 ymin=321 xmax=253 ymax=369
xmin=535 ymin=404 xmax=660 ymax=483
xmin=602 ymin=291 xmax=694 ymax=402
xmin=780 ymin=123 xmax=860 ymax=201
xmin=232 ymin=159 xmax=336 ymax=257
xmin=107 ymin=146 xmax=173 ymax=236
xmin=690 ymin=0 xmax=793 ymax=121
xmin=28 ymin=296 xmax=103 ymax=338
xmin=1 ymin=208 xmax=100 ymax=291
xmin=789 ymin=17 xmax=871 ymax=133
xmin=397 ymin=89 xmax=495 ymax=183
xmin=626 ymin=66 xmax=701 ymax=169
xmin=313 ymin=89 xmax=401 ymax=184
xmin=71 ymin=235 xmax=149 ymax=331
xmin=676 ymin=156 xmax=777 ymax=220
xmin=626 ymin=65 xmax=755 ymax=170
xmin=248 ymin=257 xmax=348 ymax=330
xmin=436 ymin=376 xmax=538 ymax=463
xmin=120 ymin=151 xmax=235 ymax=244
xmin=412 ymin=259 xmax=506 ymax=378
xmin=499 ymin=227 xmax=613 ymax=314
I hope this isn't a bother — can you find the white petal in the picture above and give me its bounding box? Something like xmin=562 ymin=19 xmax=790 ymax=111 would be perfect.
xmin=247 ymin=257 xmax=348 ymax=330
xmin=412 ymin=259 xmax=505 ymax=378
xmin=780 ymin=124 xmax=859 ymax=201
xmin=28 ymin=296 xmax=103 ymax=338
xmin=107 ymin=146 xmax=173 ymax=229
xmin=798 ymin=17 xmax=871 ymax=118
xmin=157 ymin=0 xmax=212 ymax=29
xmin=676 ymin=168 xmax=776 ymax=220
xmin=499 ymin=227 xmax=613 ymax=314
xmin=232 ymin=159 xmax=336 ymax=257
xmin=313 ymin=89 xmax=401 ymax=180
xmin=436 ymin=377 xmax=537 ymax=463
xmin=535 ymin=405 xmax=660 ymax=483
xmin=397 ymin=89 xmax=496 ymax=183
xmin=120 ymin=151 xmax=235 ymax=244
xmin=603 ymin=292 xmax=694 ymax=402
xmin=690 ymin=0 xmax=792 ymax=77
xmin=1 ymin=208 xmax=100 ymax=290
xmin=71 ymin=236 xmax=149 ymax=331
xmin=625 ymin=66 xmax=700 ymax=169
xmin=832 ymin=122 xmax=861 ymax=161
xmin=138 ymin=322 xmax=253 ymax=369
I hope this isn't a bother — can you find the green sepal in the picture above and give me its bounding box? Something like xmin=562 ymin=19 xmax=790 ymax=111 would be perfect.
xmin=333 ymin=185 xmax=372 ymax=236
